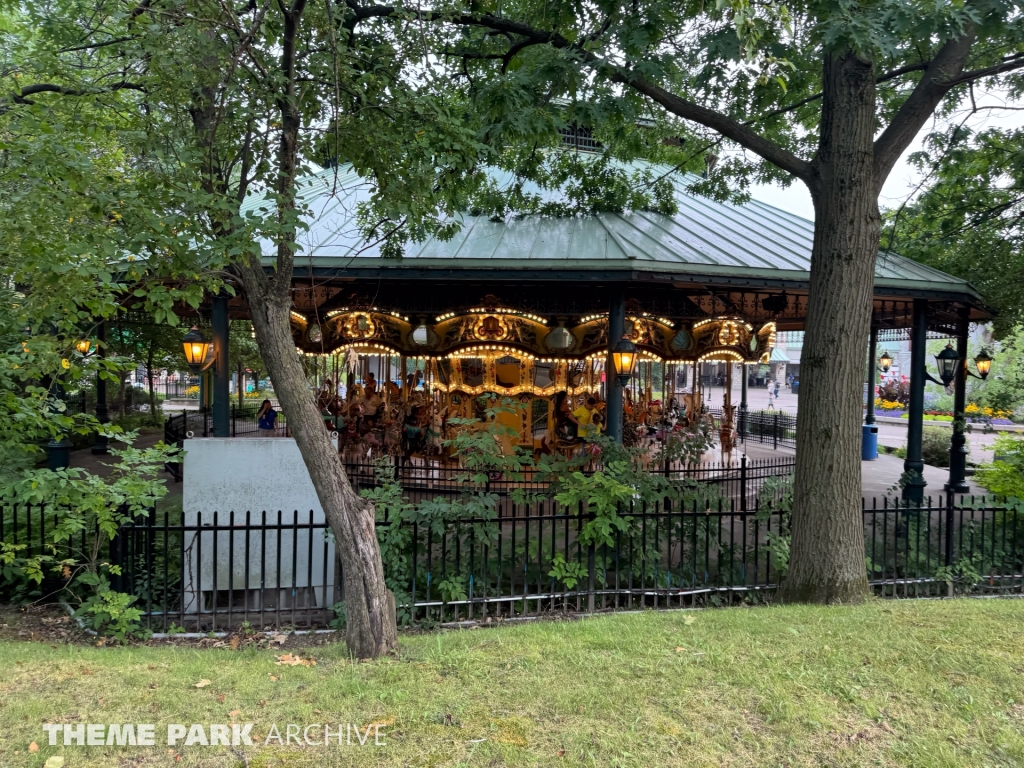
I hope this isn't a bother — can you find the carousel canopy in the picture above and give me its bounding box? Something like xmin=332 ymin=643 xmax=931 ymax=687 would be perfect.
xmin=242 ymin=162 xmax=981 ymax=301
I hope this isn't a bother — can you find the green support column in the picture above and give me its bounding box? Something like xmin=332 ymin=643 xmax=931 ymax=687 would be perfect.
xmin=605 ymin=293 xmax=626 ymax=444
xmin=946 ymin=306 xmax=970 ymax=494
xmin=212 ymin=295 xmax=230 ymax=437
xmin=865 ymin=327 xmax=877 ymax=426
xmin=903 ymin=300 xmax=928 ymax=503
xmin=91 ymin=320 xmax=109 ymax=454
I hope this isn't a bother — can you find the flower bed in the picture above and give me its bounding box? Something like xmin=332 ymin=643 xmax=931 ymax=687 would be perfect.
xmin=872 ymin=399 xmax=1016 ymax=425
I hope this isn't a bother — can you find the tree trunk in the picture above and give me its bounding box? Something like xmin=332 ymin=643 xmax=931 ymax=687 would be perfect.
xmin=779 ymin=51 xmax=876 ymax=603
xmin=241 ymin=276 xmax=397 ymax=657
xmin=147 ymin=341 xmax=156 ymax=424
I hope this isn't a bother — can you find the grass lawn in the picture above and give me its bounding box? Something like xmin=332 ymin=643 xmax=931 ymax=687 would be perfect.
xmin=2 ymin=600 xmax=1024 ymax=767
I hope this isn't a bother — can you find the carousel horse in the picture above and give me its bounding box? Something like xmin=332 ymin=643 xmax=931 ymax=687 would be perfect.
xmin=719 ymin=404 xmax=737 ymax=460
xmin=425 ymin=407 xmax=446 ymax=456
xmin=381 ymin=404 xmax=404 ymax=457
xmin=315 ymin=380 xmax=346 ymax=417
xmin=339 ymin=420 xmax=364 ymax=464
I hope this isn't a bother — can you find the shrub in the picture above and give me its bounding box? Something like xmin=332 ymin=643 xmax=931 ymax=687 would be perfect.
xmin=976 ymin=434 xmax=1024 ymax=497
xmin=921 ymin=427 xmax=955 ymax=468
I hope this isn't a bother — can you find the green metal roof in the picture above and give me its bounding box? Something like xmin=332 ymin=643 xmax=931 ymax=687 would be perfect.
xmin=243 ymin=163 xmax=980 ymax=299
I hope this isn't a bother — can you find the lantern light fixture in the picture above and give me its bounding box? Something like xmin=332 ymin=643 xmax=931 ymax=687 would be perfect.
xmin=933 ymin=343 xmax=960 ymax=387
xmin=611 ymin=335 xmax=637 ymax=386
xmin=182 ymin=327 xmax=214 ymax=373
xmin=878 ymin=351 xmax=893 ymax=373
xmin=970 ymin=349 xmax=993 ymax=380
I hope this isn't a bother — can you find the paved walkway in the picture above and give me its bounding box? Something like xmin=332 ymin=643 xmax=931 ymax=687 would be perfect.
xmin=698 ymin=383 xmax=989 ymax=499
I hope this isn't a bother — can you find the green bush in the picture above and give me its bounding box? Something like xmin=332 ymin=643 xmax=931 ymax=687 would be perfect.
xmin=976 ymin=434 xmax=1024 ymax=497
xmin=922 ymin=427 xmax=954 ymax=468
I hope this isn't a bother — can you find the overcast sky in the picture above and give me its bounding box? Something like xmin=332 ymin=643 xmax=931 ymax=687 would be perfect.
xmin=748 ymin=87 xmax=1024 ymax=221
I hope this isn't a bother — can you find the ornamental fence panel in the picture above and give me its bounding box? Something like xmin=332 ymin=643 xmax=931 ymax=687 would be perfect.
xmin=4 ymin=494 xmax=1020 ymax=632
xmin=341 ymin=455 xmax=795 ymax=508
xmin=705 ymin=408 xmax=797 ymax=450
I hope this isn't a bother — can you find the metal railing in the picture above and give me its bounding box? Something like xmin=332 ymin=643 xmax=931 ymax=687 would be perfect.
xmin=6 ymin=494 xmax=1019 ymax=631
xmin=705 ymin=408 xmax=797 ymax=450
xmin=164 ymin=379 xmax=200 ymax=399
xmin=342 ymin=454 xmax=795 ymax=507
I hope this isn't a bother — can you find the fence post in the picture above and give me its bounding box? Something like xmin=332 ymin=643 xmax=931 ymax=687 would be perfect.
xmin=740 ymin=456 xmax=748 ymax=512
xmin=231 ymin=405 xmax=236 ymax=437
xmin=773 ymin=412 xmax=779 ymax=450
xmin=587 ymin=542 xmax=596 ymax=614
xmin=944 ymin=490 xmax=955 ymax=597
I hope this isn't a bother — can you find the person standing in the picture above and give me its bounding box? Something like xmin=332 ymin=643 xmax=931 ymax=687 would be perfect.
xmin=257 ymin=399 xmax=278 ymax=435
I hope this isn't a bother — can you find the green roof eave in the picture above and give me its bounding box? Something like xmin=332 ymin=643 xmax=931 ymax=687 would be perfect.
xmin=269 ymin=254 xmax=985 ymax=302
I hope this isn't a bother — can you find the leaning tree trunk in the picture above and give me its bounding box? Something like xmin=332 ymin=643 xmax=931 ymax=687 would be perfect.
xmin=240 ymin=269 xmax=397 ymax=658
xmin=779 ymin=51 xmax=876 ymax=603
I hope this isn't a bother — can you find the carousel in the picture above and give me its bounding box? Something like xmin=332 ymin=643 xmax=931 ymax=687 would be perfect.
xmin=177 ymin=156 xmax=991 ymax=493
xmin=297 ymin=303 xmax=772 ymax=463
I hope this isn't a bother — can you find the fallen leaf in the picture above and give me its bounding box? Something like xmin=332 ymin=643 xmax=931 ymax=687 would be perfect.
xmin=28 ymin=741 xmax=39 ymax=753
xmin=272 ymin=634 xmax=288 ymax=645
xmin=557 ymin=749 xmax=566 ymax=757
xmin=257 ymin=699 xmax=267 ymax=706
xmin=275 ymin=654 xmax=316 ymax=667
xmin=674 ymin=646 xmax=686 ymax=653
xmin=229 ymin=636 xmax=240 ymax=651
xmin=228 ymin=710 xmax=241 ymax=718
xmin=683 ymin=615 xmax=696 ymax=626
xmin=193 ymin=679 xmax=212 ymax=688
xmin=313 ymin=709 xmax=322 ymax=715
xmin=217 ymin=694 xmax=225 ymax=703
xmin=269 ymin=675 xmax=279 ymax=681
xmin=149 ymin=683 xmax=158 ymax=689
xmin=44 ymin=757 xmax=65 ymax=768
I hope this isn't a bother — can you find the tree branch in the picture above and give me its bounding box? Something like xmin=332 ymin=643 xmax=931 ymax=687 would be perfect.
xmin=874 ymin=31 xmax=977 ymax=184
xmin=947 ymin=51 xmax=1024 ymax=86
xmin=348 ymin=5 xmax=815 ymax=181
xmin=748 ymin=61 xmax=932 ymax=125
xmin=6 ymin=81 xmax=146 ymax=107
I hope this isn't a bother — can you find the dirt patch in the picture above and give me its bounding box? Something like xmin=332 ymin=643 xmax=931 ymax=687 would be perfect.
xmin=0 ymin=604 xmax=86 ymax=644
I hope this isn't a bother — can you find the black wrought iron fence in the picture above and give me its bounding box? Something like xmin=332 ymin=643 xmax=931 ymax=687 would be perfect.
xmin=63 ymin=392 xmax=90 ymax=417
xmin=705 ymin=408 xmax=797 ymax=450
xmin=6 ymin=494 xmax=1019 ymax=632
xmin=164 ymin=379 xmax=200 ymax=399
xmin=342 ymin=455 xmax=795 ymax=507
